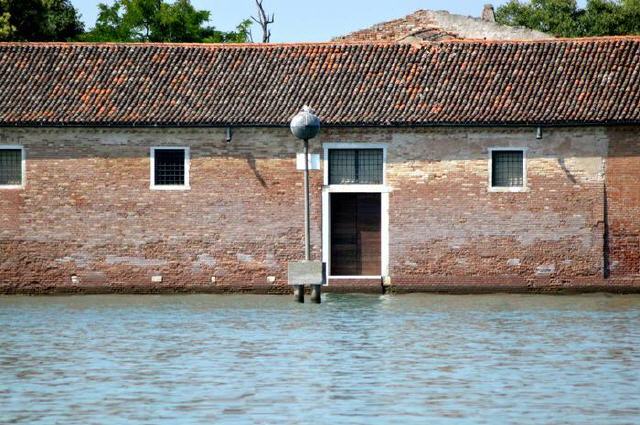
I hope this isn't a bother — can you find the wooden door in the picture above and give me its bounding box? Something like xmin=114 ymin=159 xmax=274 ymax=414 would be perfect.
xmin=330 ymin=193 xmax=381 ymax=276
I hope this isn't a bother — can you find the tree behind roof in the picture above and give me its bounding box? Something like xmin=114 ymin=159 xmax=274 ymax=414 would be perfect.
xmin=82 ymin=0 xmax=252 ymax=43
xmin=0 ymin=0 xmax=84 ymax=41
xmin=496 ymin=0 xmax=640 ymax=37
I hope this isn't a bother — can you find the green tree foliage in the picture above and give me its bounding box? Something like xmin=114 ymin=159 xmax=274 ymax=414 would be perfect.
xmin=0 ymin=1 xmax=14 ymax=40
xmin=83 ymin=0 xmax=252 ymax=43
xmin=496 ymin=0 xmax=582 ymax=37
xmin=0 ymin=0 xmax=84 ymax=41
xmin=204 ymin=19 xmax=253 ymax=43
xmin=496 ymin=0 xmax=640 ymax=37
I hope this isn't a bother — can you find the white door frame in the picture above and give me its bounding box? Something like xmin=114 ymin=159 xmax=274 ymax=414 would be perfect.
xmin=321 ymin=143 xmax=390 ymax=280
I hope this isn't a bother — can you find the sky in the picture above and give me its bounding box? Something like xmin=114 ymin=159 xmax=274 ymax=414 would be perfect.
xmin=71 ymin=0 xmax=585 ymax=43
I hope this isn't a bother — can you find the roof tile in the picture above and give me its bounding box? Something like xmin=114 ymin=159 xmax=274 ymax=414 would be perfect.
xmin=0 ymin=39 xmax=638 ymax=127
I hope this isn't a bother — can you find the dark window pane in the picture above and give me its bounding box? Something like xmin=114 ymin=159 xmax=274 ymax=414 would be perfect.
xmin=0 ymin=149 xmax=22 ymax=185
xmin=329 ymin=149 xmax=383 ymax=184
xmin=329 ymin=149 xmax=357 ymax=184
xmin=357 ymin=149 xmax=383 ymax=184
xmin=492 ymin=150 xmax=523 ymax=187
xmin=154 ymin=149 xmax=185 ymax=186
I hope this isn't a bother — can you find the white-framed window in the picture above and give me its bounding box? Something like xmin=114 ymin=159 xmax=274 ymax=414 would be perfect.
xmin=323 ymin=143 xmax=388 ymax=190
xmin=328 ymin=148 xmax=383 ymax=185
xmin=150 ymin=147 xmax=190 ymax=190
xmin=488 ymin=147 xmax=527 ymax=192
xmin=0 ymin=145 xmax=25 ymax=189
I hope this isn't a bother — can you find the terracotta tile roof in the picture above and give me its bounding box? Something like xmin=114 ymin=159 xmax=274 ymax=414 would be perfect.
xmin=0 ymin=38 xmax=638 ymax=127
xmin=333 ymin=9 xmax=552 ymax=42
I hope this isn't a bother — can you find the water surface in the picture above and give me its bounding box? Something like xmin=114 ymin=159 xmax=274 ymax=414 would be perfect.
xmin=1 ymin=294 xmax=639 ymax=424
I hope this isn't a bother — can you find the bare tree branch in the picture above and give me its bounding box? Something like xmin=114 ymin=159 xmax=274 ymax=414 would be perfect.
xmin=252 ymin=0 xmax=274 ymax=43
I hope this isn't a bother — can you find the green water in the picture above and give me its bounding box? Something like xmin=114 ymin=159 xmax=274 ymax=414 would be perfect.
xmin=1 ymin=294 xmax=639 ymax=424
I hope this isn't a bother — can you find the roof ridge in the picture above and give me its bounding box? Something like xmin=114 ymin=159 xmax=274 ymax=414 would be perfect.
xmin=438 ymin=35 xmax=640 ymax=43
xmin=0 ymin=36 xmax=639 ymax=49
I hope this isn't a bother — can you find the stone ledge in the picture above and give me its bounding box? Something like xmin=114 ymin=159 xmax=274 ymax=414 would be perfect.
xmin=2 ymin=278 xmax=640 ymax=295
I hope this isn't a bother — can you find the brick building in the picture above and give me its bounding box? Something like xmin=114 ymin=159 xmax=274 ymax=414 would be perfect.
xmin=0 ymin=38 xmax=639 ymax=294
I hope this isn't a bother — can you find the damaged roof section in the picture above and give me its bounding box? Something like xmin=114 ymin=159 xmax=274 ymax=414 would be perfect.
xmin=0 ymin=38 xmax=639 ymax=127
xmin=332 ymin=8 xmax=553 ymax=43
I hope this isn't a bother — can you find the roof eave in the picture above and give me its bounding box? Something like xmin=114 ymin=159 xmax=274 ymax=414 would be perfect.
xmin=1 ymin=120 xmax=639 ymax=128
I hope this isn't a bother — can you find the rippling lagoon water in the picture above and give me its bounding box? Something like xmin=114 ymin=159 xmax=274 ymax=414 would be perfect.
xmin=1 ymin=294 xmax=640 ymax=424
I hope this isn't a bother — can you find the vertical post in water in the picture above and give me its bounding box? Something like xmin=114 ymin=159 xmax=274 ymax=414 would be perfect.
xmin=303 ymin=139 xmax=322 ymax=304
xmin=303 ymin=139 xmax=310 ymax=262
xmin=304 ymin=138 xmax=321 ymax=303
xmin=310 ymin=283 xmax=321 ymax=303
xmin=289 ymin=106 xmax=322 ymax=304
xmin=293 ymin=139 xmax=310 ymax=304
xmin=294 ymin=283 xmax=304 ymax=303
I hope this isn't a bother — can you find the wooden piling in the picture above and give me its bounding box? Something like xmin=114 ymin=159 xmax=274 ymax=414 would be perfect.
xmin=294 ymin=284 xmax=304 ymax=303
xmin=311 ymin=284 xmax=321 ymax=303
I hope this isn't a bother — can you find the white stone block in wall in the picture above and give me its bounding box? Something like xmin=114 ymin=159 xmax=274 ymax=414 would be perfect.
xmin=296 ymin=153 xmax=321 ymax=170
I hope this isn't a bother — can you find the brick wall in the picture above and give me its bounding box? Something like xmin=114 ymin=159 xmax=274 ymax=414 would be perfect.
xmin=386 ymin=127 xmax=608 ymax=288
xmin=606 ymin=127 xmax=640 ymax=277
xmin=0 ymin=127 xmax=324 ymax=293
xmin=0 ymin=126 xmax=636 ymax=294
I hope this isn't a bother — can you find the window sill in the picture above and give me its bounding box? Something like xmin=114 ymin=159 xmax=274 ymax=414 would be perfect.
xmin=150 ymin=185 xmax=191 ymax=191
xmin=488 ymin=186 xmax=528 ymax=193
xmin=323 ymin=184 xmax=391 ymax=193
xmin=0 ymin=185 xmax=24 ymax=190
xmin=329 ymin=275 xmax=382 ymax=279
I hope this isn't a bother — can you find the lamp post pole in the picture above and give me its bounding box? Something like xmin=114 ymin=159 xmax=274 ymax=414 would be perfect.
xmin=303 ymin=138 xmax=310 ymax=261
xmin=289 ymin=106 xmax=321 ymax=303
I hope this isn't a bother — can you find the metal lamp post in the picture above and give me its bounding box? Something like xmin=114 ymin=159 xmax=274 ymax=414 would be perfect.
xmin=289 ymin=106 xmax=322 ymax=303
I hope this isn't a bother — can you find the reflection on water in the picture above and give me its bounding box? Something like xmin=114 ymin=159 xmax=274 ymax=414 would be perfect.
xmin=1 ymin=294 xmax=639 ymax=424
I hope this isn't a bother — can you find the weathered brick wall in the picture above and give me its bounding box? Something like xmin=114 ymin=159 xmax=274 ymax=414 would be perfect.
xmin=0 ymin=126 xmax=635 ymax=293
xmin=0 ymin=128 xmax=323 ymax=293
xmin=606 ymin=127 xmax=640 ymax=277
xmin=386 ymin=127 xmax=608 ymax=287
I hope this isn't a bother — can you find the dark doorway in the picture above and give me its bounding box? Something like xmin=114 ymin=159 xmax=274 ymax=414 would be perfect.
xmin=330 ymin=193 xmax=381 ymax=276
